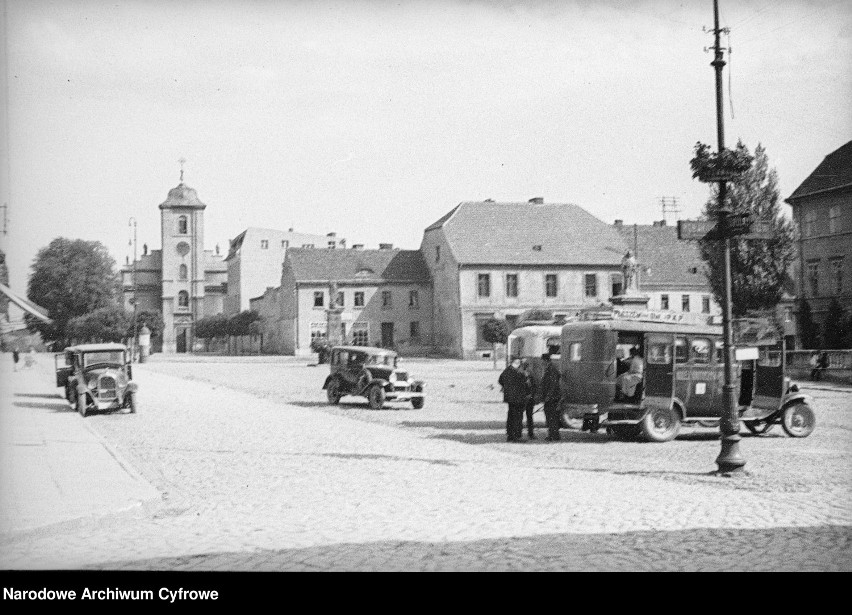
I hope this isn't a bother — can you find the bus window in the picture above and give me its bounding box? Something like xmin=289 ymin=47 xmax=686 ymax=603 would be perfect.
xmin=691 ymin=338 xmax=711 ymax=363
xmin=714 ymin=340 xmax=724 ymax=363
xmin=758 ymin=349 xmax=782 ymax=367
xmin=675 ymin=337 xmax=688 ymax=363
xmin=568 ymin=342 xmax=582 ymax=362
xmin=647 ymin=339 xmax=672 ymax=365
xmin=546 ymin=337 xmax=561 ymax=358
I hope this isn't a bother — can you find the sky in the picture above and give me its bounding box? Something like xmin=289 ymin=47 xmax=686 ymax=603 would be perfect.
xmin=1 ymin=0 xmax=850 ymax=292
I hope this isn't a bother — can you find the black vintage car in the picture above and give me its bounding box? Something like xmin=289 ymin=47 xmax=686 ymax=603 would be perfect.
xmin=322 ymin=346 xmax=425 ymax=409
xmin=55 ymin=343 xmax=138 ymax=417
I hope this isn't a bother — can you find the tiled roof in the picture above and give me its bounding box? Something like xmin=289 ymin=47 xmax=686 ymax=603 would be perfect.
xmin=425 ymin=201 xmax=628 ymax=265
xmin=286 ymin=248 xmax=431 ymax=284
xmin=787 ymin=140 xmax=852 ymax=201
xmin=616 ymin=223 xmax=709 ymax=289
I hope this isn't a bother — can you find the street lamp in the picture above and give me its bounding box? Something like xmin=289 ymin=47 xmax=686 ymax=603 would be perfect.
xmin=129 ymin=217 xmax=138 ymax=362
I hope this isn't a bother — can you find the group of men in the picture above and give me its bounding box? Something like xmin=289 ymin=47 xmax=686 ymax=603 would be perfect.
xmin=498 ymin=354 xmax=562 ymax=442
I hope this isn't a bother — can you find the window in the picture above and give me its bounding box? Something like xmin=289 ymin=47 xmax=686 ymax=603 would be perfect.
xmin=281 ymin=240 xmax=289 ymax=249
xmin=410 ymin=321 xmax=420 ymax=340
xmin=804 ymin=210 xmax=817 ymax=237
xmin=336 ymin=291 xmax=344 ymax=307
xmin=702 ymin=295 xmax=711 ymax=314
xmin=568 ymin=342 xmax=582 ymax=362
xmin=546 ymin=337 xmax=561 ymax=358
xmin=807 ymin=261 xmax=820 ymax=297
xmin=505 ymin=274 xmax=519 ymax=298
xmin=545 ymin=274 xmax=558 ymax=298
xmin=310 ymin=322 xmax=327 ymax=343
xmin=260 ymin=240 xmax=268 ymax=249
xmin=302 ymin=243 xmax=314 ymax=249
xmin=177 ymin=216 xmax=188 ymax=234
xmin=314 ymin=292 xmax=324 ymax=308
xmin=477 ymin=274 xmax=491 ymax=298
xmin=177 ymin=290 xmax=189 ymax=308
xmin=829 ymin=205 xmax=841 ymax=234
xmin=352 ymin=323 xmax=369 ymax=346
xmin=831 ymin=258 xmax=844 ymax=295
xmin=681 ymin=295 xmax=690 ymax=312
xmin=674 ymin=337 xmax=688 ymax=363
xmin=661 ymin=294 xmax=670 ymax=310
xmin=784 ymin=307 xmax=792 ymax=323
xmin=647 ymin=337 xmax=672 ymax=365
xmin=611 ymin=273 xmax=623 ymax=297
xmin=178 ymin=264 xmax=188 ymax=281
xmin=409 ymin=290 xmax=419 ymax=309
xmin=382 ymin=290 xmax=392 ymax=308
xmin=328 ymin=241 xmax=337 ymax=249
xmin=691 ymin=338 xmax=711 ymax=363
xmin=354 ymin=291 xmax=365 ymax=308
xmin=435 ymin=246 xmax=440 ymax=262
xmin=584 ymin=274 xmax=597 ymax=298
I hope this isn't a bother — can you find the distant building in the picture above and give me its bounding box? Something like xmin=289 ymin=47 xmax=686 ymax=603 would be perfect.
xmin=613 ymin=220 xmax=720 ymax=317
xmin=786 ymin=139 xmax=852 ymax=346
xmin=224 ymin=227 xmax=346 ymax=314
xmin=420 ymin=199 xmax=628 ymax=359
xmin=122 ymin=178 xmax=227 ymax=353
xmin=254 ymin=245 xmax=432 ymax=356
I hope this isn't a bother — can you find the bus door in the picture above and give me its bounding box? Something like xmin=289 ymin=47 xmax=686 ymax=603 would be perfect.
xmin=673 ymin=336 xmax=690 ymax=409
xmin=753 ymin=348 xmax=783 ymax=410
xmin=686 ymin=337 xmax=716 ymax=416
xmin=644 ymin=334 xmax=674 ymax=408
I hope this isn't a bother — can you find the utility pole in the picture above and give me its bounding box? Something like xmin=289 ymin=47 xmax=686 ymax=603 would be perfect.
xmin=710 ymin=0 xmax=745 ymax=474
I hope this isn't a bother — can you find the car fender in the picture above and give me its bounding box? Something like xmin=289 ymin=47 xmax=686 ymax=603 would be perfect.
xmin=412 ymin=380 xmax=424 ymax=392
xmin=360 ymin=378 xmax=388 ymax=394
xmin=126 ymin=382 xmax=139 ymax=394
xmin=322 ymin=375 xmax=333 ymax=390
xmin=781 ymin=392 xmax=812 ymax=410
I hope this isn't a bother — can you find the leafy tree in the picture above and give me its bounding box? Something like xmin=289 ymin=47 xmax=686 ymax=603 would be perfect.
xmin=227 ymin=310 xmax=261 ymax=337
xmin=823 ymin=299 xmax=850 ymax=350
xmin=26 ymin=238 xmax=120 ymax=345
xmin=798 ymin=300 xmax=818 ymax=350
xmin=482 ymin=317 xmax=509 ymax=369
xmin=696 ymin=144 xmax=795 ymax=317
xmin=130 ymin=310 xmax=165 ymax=341
xmin=195 ymin=313 xmax=229 ymax=350
xmin=67 ymin=306 xmax=130 ymax=343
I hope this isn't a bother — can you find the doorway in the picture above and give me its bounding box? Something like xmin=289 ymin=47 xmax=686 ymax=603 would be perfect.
xmin=176 ymin=328 xmax=188 ymax=353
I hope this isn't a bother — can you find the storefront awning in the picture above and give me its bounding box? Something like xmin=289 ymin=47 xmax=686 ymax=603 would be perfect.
xmin=0 ymin=282 xmax=53 ymax=324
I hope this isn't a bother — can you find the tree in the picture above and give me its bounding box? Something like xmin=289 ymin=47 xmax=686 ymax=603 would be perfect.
xmin=67 ymin=306 xmax=130 ymax=344
xmin=482 ymin=317 xmax=509 ymax=369
xmin=195 ymin=313 xmax=228 ymax=351
xmin=227 ymin=310 xmax=261 ymax=337
xmin=130 ymin=310 xmax=165 ymax=342
xmin=26 ymin=238 xmax=120 ymax=345
xmin=696 ymin=144 xmax=795 ymax=317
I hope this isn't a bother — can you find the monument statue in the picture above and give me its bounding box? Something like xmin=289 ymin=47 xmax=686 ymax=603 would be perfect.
xmin=621 ymin=250 xmax=638 ymax=294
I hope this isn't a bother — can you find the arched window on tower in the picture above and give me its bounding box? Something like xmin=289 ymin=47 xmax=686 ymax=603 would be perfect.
xmin=178 ymin=264 xmax=188 ymax=280
xmin=178 ymin=290 xmax=189 ymax=309
xmin=178 ymin=216 xmax=188 ymax=234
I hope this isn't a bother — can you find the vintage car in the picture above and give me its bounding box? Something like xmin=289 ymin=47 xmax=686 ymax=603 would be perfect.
xmin=55 ymin=343 xmax=138 ymax=417
xmin=322 ymin=346 xmax=425 ymax=409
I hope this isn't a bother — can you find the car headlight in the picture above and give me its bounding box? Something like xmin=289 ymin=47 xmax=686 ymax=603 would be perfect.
xmin=389 ymin=372 xmax=397 ymax=383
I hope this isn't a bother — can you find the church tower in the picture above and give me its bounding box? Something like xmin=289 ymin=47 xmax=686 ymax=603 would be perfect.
xmin=159 ymin=161 xmax=206 ymax=353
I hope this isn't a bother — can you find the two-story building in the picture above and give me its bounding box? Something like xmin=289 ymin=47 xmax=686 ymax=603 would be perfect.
xmin=785 ymin=139 xmax=852 ymax=346
xmin=420 ymin=198 xmax=629 ymax=359
xmin=255 ymin=246 xmax=433 ymax=356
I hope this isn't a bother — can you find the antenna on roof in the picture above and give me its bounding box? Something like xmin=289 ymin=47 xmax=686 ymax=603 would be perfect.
xmin=660 ymin=196 xmax=681 ymax=225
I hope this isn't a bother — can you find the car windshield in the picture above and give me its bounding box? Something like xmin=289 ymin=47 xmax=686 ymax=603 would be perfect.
xmin=365 ymin=354 xmax=394 ymax=366
xmin=83 ymin=351 xmax=124 ymax=367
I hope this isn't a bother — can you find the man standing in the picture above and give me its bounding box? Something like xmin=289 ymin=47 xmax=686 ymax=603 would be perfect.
xmin=12 ymin=347 xmax=19 ymax=372
xmin=499 ymin=358 xmax=529 ymax=443
xmin=540 ymin=353 xmax=562 ymax=441
xmin=521 ymin=360 xmax=537 ymax=440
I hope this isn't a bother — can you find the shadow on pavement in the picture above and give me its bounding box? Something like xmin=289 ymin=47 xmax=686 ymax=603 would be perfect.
xmin=401 ymin=420 xmax=506 ymax=430
xmin=14 ymin=393 xmax=64 ymax=400
xmin=13 ymin=400 xmax=73 ymax=413
xmin=429 ymin=429 xmax=612 ymax=445
xmin=287 ymin=400 xmax=415 ymax=412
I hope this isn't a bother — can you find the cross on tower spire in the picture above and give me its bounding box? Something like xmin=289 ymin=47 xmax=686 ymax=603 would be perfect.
xmin=178 ymin=157 xmax=186 ymax=183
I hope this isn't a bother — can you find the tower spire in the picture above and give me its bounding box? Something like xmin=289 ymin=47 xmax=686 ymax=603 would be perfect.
xmin=179 ymin=157 xmax=186 ymax=183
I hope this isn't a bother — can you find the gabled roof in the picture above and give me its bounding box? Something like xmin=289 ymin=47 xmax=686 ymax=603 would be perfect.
xmin=285 ymin=248 xmax=431 ymax=284
xmin=424 ymin=201 xmax=628 ymax=266
xmin=616 ymin=223 xmax=709 ymax=289
xmin=787 ymin=140 xmax=852 ymax=202
xmin=226 ymin=227 xmax=344 ymax=261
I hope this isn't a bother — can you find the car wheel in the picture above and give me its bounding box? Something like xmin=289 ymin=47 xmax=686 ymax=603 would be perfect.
xmin=607 ymin=425 xmax=639 ymax=441
xmin=128 ymin=392 xmax=137 ymax=414
xmin=744 ymin=420 xmax=774 ymax=435
xmin=367 ymin=385 xmax=386 ymax=410
xmin=326 ymin=379 xmax=342 ymax=405
xmin=411 ymin=397 xmax=425 ymax=409
xmin=781 ymin=403 xmax=815 ymax=438
xmin=640 ymin=406 xmax=681 ymax=442
xmin=77 ymin=393 xmax=88 ymax=418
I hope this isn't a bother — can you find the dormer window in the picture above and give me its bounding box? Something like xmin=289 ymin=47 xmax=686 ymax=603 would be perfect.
xmin=178 ymin=216 xmax=188 ymax=234
xmin=261 ymin=240 xmax=269 ymax=249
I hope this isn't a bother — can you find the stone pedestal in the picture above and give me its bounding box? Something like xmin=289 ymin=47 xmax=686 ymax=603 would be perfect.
xmin=326 ymin=307 xmax=344 ymax=347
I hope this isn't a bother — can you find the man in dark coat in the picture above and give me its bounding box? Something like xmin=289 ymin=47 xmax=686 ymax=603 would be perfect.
xmin=499 ymin=358 xmax=529 ymax=442
xmin=521 ymin=360 xmax=537 ymax=440
xmin=540 ymin=353 xmax=562 ymax=441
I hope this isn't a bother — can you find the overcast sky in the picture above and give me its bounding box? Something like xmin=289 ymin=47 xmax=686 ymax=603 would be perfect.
xmin=1 ymin=0 xmax=850 ymax=291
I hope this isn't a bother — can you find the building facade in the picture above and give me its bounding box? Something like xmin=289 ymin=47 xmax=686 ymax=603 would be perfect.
xmin=786 ymin=140 xmax=852 ymax=346
xmin=224 ymin=227 xmax=346 ymax=314
xmin=122 ymin=180 xmax=227 ymax=353
xmin=254 ymin=246 xmax=433 ymax=356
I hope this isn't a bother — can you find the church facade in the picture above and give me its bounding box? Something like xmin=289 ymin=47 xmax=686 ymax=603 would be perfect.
xmin=122 ymin=179 xmax=227 ymax=353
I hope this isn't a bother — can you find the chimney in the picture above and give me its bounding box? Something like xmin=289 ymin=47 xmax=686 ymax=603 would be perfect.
xmin=352 ymin=244 xmax=364 ymax=250
xmin=379 ymin=243 xmax=393 ymax=250
xmin=529 ymin=197 xmax=544 ymax=204
xmin=484 ymin=198 xmax=495 ymax=202
xmin=652 ymin=220 xmax=667 ymax=227
xmin=613 ymin=220 xmax=623 ymax=226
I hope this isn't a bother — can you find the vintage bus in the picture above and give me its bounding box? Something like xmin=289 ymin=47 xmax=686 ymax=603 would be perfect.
xmin=558 ymin=308 xmax=814 ymax=442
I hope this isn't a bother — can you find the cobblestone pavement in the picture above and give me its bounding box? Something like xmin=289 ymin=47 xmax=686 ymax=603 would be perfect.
xmin=1 ymin=356 xmax=850 ymax=571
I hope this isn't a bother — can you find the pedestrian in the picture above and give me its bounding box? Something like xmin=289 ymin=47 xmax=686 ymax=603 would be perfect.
xmin=521 ymin=360 xmax=537 ymax=440
xmin=810 ymin=351 xmax=828 ymax=381
xmin=616 ymin=347 xmax=644 ymax=399
xmin=498 ymin=357 xmax=529 ymax=442
xmin=12 ymin=347 xmax=20 ymax=372
xmin=819 ymin=351 xmax=830 ymax=378
xmin=540 ymin=353 xmax=562 ymax=441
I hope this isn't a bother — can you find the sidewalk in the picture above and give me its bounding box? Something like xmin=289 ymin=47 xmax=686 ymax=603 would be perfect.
xmin=0 ymin=354 xmax=159 ymax=535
